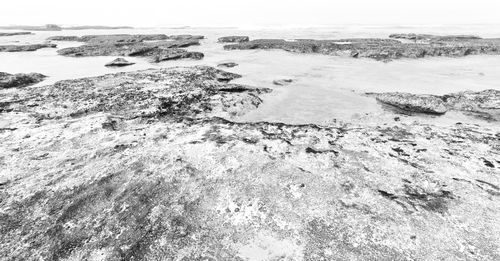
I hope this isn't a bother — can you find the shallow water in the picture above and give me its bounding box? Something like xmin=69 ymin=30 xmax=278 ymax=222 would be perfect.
xmin=1 ymin=25 xmax=500 ymax=125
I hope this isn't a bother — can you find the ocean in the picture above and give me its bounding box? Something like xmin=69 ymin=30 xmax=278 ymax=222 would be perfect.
xmin=1 ymin=25 xmax=500 ymax=125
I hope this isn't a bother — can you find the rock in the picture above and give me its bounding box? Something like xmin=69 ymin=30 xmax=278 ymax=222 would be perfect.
xmin=56 ymin=36 xmax=203 ymax=62
xmin=218 ymin=36 xmax=250 ymax=43
xmin=47 ymin=36 xmax=82 ymax=41
xmin=0 ymin=43 xmax=57 ymax=52
xmin=273 ymin=79 xmax=293 ymax=86
xmin=104 ymin=58 xmax=135 ymax=67
xmin=0 ymin=32 xmax=32 ymax=37
xmin=389 ymin=33 xmax=482 ymax=42
xmin=0 ymin=66 xmax=269 ymax=119
xmin=0 ymin=65 xmax=498 ymax=260
xmin=217 ymin=62 xmax=238 ymax=68
xmin=61 ymin=25 xmax=133 ymax=30
xmin=169 ymin=34 xmax=205 ymax=40
xmin=224 ymin=36 xmax=500 ymax=61
xmin=0 ymin=72 xmax=46 ymax=88
xmin=372 ymin=92 xmax=448 ymax=114
xmin=0 ymin=24 xmax=61 ymax=31
xmin=369 ymin=90 xmax=500 ymax=120
xmin=443 ymin=89 xmax=500 ymax=121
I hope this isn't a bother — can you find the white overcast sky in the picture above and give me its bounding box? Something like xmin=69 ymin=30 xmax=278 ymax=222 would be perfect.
xmin=1 ymin=0 xmax=500 ymax=27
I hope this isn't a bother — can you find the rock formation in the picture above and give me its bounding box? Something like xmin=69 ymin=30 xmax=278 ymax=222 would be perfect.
xmin=217 ymin=62 xmax=238 ymax=68
xmin=369 ymin=90 xmax=500 ymax=120
xmin=54 ymin=34 xmax=204 ymax=62
xmin=273 ymin=79 xmax=293 ymax=86
xmin=0 ymin=43 xmax=57 ymax=52
xmin=218 ymin=36 xmax=250 ymax=43
xmin=0 ymin=66 xmax=498 ymax=260
xmin=0 ymin=32 xmax=32 ymax=37
xmin=224 ymin=36 xmax=500 ymax=61
xmin=105 ymin=58 xmax=135 ymax=67
xmin=0 ymin=72 xmax=46 ymax=88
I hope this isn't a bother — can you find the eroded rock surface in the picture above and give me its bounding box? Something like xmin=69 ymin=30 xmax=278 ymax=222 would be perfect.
xmin=389 ymin=33 xmax=482 ymax=42
xmin=224 ymin=36 xmax=500 ymax=61
xmin=370 ymin=90 xmax=500 ymax=120
xmin=0 ymin=72 xmax=46 ymax=88
xmin=1 ymin=67 xmax=499 ymax=260
xmin=0 ymin=43 xmax=57 ymax=52
xmin=273 ymin=79 xmax=293 ymax=86
xmin=218 ymin=36 xmax=250 ymax=43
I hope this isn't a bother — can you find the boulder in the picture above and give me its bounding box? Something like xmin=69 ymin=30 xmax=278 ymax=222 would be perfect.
xmin=0 ymin=72 xmax=46 ymax=88
xmin=217 ymin=62 xmax=238 ymax=68
xmin=105 ymin=58 xmax=135 ymax=67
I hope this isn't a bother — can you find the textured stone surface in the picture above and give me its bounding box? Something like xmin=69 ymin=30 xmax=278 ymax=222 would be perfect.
xmin=0 ymin=72 xmax=46 ymax=88
xmin=372 ymin=92 xmax=448 ymax=114
xmin=217 ymin=62 xmax=238 ymax=68
xmin=1 ymin=67 xmax=499 ymax=260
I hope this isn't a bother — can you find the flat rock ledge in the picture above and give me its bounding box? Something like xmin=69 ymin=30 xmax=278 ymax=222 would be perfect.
xmin=105 ymin=58 xmax=135 ymax=67
xmin=273 ymin=79 xmax=294 ymax=86
xmin=0 ymin=67 xmax=498 ymax=260
xmin=0 ymin=43 xmax=57 ymax=52
xmin=369 ymin=90 xmax=500 ymax=120
xmin=55 ymin=34 xmax=204 ymax=63
xmin=218 ymin=36 xmax=250 ymax=43
xmin=224 ymin=35 xmax=500 ymax=61
xmin=0 ymin=72 xmax=46 ymax=88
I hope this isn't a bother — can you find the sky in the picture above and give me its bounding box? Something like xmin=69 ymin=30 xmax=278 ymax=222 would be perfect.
xmin=1 ymin=0 xmax=500 ymax=28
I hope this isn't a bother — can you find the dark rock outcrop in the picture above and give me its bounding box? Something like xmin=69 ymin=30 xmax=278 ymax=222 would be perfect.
xmin=224 ymin=36 xmax=500 ymax=61
xmin=105 ymin=58 xmax=135 ymax=67
xmin=217 ymin=62 xmax=238 ymax=68
xmin=55 ymin=34 xmax=203 ymax=62
xmin=0 ymin=32 xmax=32 ymax=37
xmin=273 ymin=79 xmax=293 ymax=86
xmin=47 ymin=36 xmax=83 ymax=41
xmin=0 ymin=43 xmax=57 ymax=52
xmin=218 ymin=36 xmax=250 ymax=43
xmin=0 ymin=72 xmax=46 ymax=88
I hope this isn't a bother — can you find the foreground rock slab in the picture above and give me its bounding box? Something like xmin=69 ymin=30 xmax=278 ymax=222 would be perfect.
xmin=369 ymin=90 xmax=500 ymax=120
xmin=0 ymin=72 xmax=46 ymax=88
xmin=105 ymin=58 xmax=135 ymax=67
xmin=0 ymin=43 xmax=57 ymax=52
xmin=224 ymin=36 xmax=500 ymax=61
xmin=0 ymin=67 xmax=498 ymax=260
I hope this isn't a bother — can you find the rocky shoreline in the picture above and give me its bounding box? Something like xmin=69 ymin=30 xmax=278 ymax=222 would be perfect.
xmin=0 ymin=43 xmax=57 ymax=52
xmin=1 ymin=64 xmax=499 ymax=260
xmin=0 ymin=31 xmax=499 ymax=260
